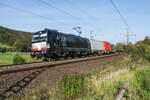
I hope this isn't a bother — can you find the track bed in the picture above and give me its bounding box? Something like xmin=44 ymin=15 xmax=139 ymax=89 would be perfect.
xmin=0 ymin=53 xmax=124 ymax=99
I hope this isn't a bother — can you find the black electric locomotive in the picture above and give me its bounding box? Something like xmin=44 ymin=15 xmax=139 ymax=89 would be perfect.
xmin=30 ymin=28 xmax=91 ymax=59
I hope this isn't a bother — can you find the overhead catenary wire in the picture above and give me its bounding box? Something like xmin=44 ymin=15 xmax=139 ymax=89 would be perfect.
xmin=109 ymin=0 xmax=136 ymax=44
xmin=37 ymin=0 xmax=96 ymax=31
xmin=65 ymin=0 xmax=101 ymax=32
xmin=65 ymin=0 xmax=95 ymax=20
xmin=0 ymin=2 xmax=70 ymax=26
xmin=109 ymin=0 xmax=129 ymax=28
xmin=65 ymin=0 xmax=95 ymax=27
xmin=37 ymin=0 xmax=81 ymax=20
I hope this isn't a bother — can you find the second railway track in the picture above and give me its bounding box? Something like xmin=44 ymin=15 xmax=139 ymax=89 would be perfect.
xmin=0 ymin=53 xmax=120 ymax=75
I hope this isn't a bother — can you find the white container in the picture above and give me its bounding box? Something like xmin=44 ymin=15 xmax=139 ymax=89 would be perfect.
xmin=90 ymin=39 xmax=103 ymax=51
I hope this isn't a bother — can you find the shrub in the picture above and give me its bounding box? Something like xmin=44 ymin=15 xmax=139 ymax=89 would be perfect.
xmin=134 ymin=67 xmax=150 ymax=99
xmin=61 ymin=73 xmax=89 ymax=99
xmin=128 ymin=44 xmax=150 ymax=62
xmin=115 ymin=43 xmax=127 ymax=52
xmin=13 ymin=54 xmax=26 ymax=64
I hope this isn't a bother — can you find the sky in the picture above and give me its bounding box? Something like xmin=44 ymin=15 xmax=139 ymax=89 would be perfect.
xmin=0 ymin=0 xmax=150 ymax=44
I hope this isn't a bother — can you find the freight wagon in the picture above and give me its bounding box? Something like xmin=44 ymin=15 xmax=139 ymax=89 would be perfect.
xmin=90 ymin=39 xmax=112 ymax=55
xmin=103 ymin=41 xmax=112 ymax=53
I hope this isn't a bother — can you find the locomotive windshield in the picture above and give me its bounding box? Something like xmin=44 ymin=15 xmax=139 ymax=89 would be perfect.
xmin=32 ymin=31 xmax=47 ymax=42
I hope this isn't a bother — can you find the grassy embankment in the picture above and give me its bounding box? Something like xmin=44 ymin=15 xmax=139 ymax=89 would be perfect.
xmin=0 ymin=43 xmax=42 ymax=66
xmin=0 ymin=52 xmax=41 ymax=66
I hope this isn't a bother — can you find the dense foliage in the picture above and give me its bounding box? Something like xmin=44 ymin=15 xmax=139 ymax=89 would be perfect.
xmin=114 ymin=36 xmax=150 ymax=62
xmin=134 ymin=66 xmax=150 ymax=100
xmin=0 ymin=26 xmax=32 ymax=52
xmin=114 ymin=42 xmax=127 ymax=52
xmin=128 ymin=36 xmax=150 ymax=62
xmin=13 ymin=54 xmax=26 ymax=64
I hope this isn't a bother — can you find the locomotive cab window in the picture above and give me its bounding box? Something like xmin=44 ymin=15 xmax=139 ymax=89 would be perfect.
xmin=32 ymin=31 xmax=48 ymax=42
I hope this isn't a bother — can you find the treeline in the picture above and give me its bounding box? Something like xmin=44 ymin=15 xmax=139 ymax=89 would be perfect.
xmin=114 ymin=36 xmax=150 ymax=61
xmin=0 ymin=26 xmax=32 ymax=52
xmin=114 ymin=36 xmax=150 ymax=51
xmin=128 ymin=36 xmax=150 ymax=62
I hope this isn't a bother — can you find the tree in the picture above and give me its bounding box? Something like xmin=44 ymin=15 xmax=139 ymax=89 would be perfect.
xmin=115 ymin=42 xmax=126 ymax=52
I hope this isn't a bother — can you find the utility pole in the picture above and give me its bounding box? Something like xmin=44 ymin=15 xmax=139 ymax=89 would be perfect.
xmin=73 ymin=27 xmax=82 ymax=36
xmin=90 ymin=31 xmax=94 ymax=52
xmin=126 ymin=28 xmax=136 ymax=45
xmin=126 ymin=28 xmax=129 ymax=45
xmin=90 ymin=31 xmax=94 ymax=40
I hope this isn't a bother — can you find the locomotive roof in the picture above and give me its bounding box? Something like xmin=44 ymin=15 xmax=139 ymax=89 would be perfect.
xmin=46 ymin=28 xmax=89 ymax=40
xmin=33 ymin=28 xmax=89 ymax=40
xmin=62 ymin=33 xmax=89 ymax=40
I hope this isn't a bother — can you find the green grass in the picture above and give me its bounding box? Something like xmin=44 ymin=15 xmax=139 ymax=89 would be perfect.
xmin=0 ymin=43 xmax=13 ymax=49
xmin=61 ymin=73 xmax=90 ymax=99
xmin=0 ymin=53 xmax=14 ymax=65
xmin=0 ymin=52 xmax=40 ymax=66
xmin=78 ymin=58 xmax=150 ymax=100
xmin=133 ymin=66 xmax=150 ymax=100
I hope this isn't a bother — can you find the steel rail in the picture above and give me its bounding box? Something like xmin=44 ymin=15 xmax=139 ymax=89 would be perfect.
xmin=0 ymin=53 xmax=120 ymax=75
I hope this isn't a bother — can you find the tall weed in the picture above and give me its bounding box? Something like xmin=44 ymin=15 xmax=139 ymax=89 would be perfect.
xmin=134 ymin=67 xmax=150 ymax=99
xmin=61 ymin=73 xmax=90 ymax=99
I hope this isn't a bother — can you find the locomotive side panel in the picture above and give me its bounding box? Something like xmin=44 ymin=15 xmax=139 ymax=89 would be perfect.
xmin=62 ymin=34 xmax=91 ymax=57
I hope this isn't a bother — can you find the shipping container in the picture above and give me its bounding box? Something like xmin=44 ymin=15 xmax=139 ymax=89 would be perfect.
xmin=102 ymin=41 xmax=112 ymax=51
xmin=90 ymin=39 xmax=103 ymax=51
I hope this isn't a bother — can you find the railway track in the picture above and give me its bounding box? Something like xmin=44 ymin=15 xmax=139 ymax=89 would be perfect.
xmin=0 ymin=53 xmax=124 ymax=99
xmin=0 ymin=53 xmax=120 ymax=75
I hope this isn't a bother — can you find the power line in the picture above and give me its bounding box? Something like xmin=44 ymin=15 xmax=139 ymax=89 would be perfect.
xmin=65 ymin=0 xmax=95 ymax=20
xmin=37 ymin=0 xmax=82 ymax=21
xmin=109 ymin=0 xmax=129 ymax=28
xmin=37 ymin=0 xmax=96 ymax=31
xmin=65 ymin=0 xmax=101 ymax=31
xmin=0 ymin=2 xmax=69 ymax=26
xmin=109 ymin=0 xmax=136 ymax=44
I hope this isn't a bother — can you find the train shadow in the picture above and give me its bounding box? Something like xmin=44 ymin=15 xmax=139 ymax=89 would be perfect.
xmin=0 ymin=69 xmax=45 ymax=100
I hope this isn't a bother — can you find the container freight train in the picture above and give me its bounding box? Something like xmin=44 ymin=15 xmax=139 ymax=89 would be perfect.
xmin=30 ymin=28 xmax=112 ymax=59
